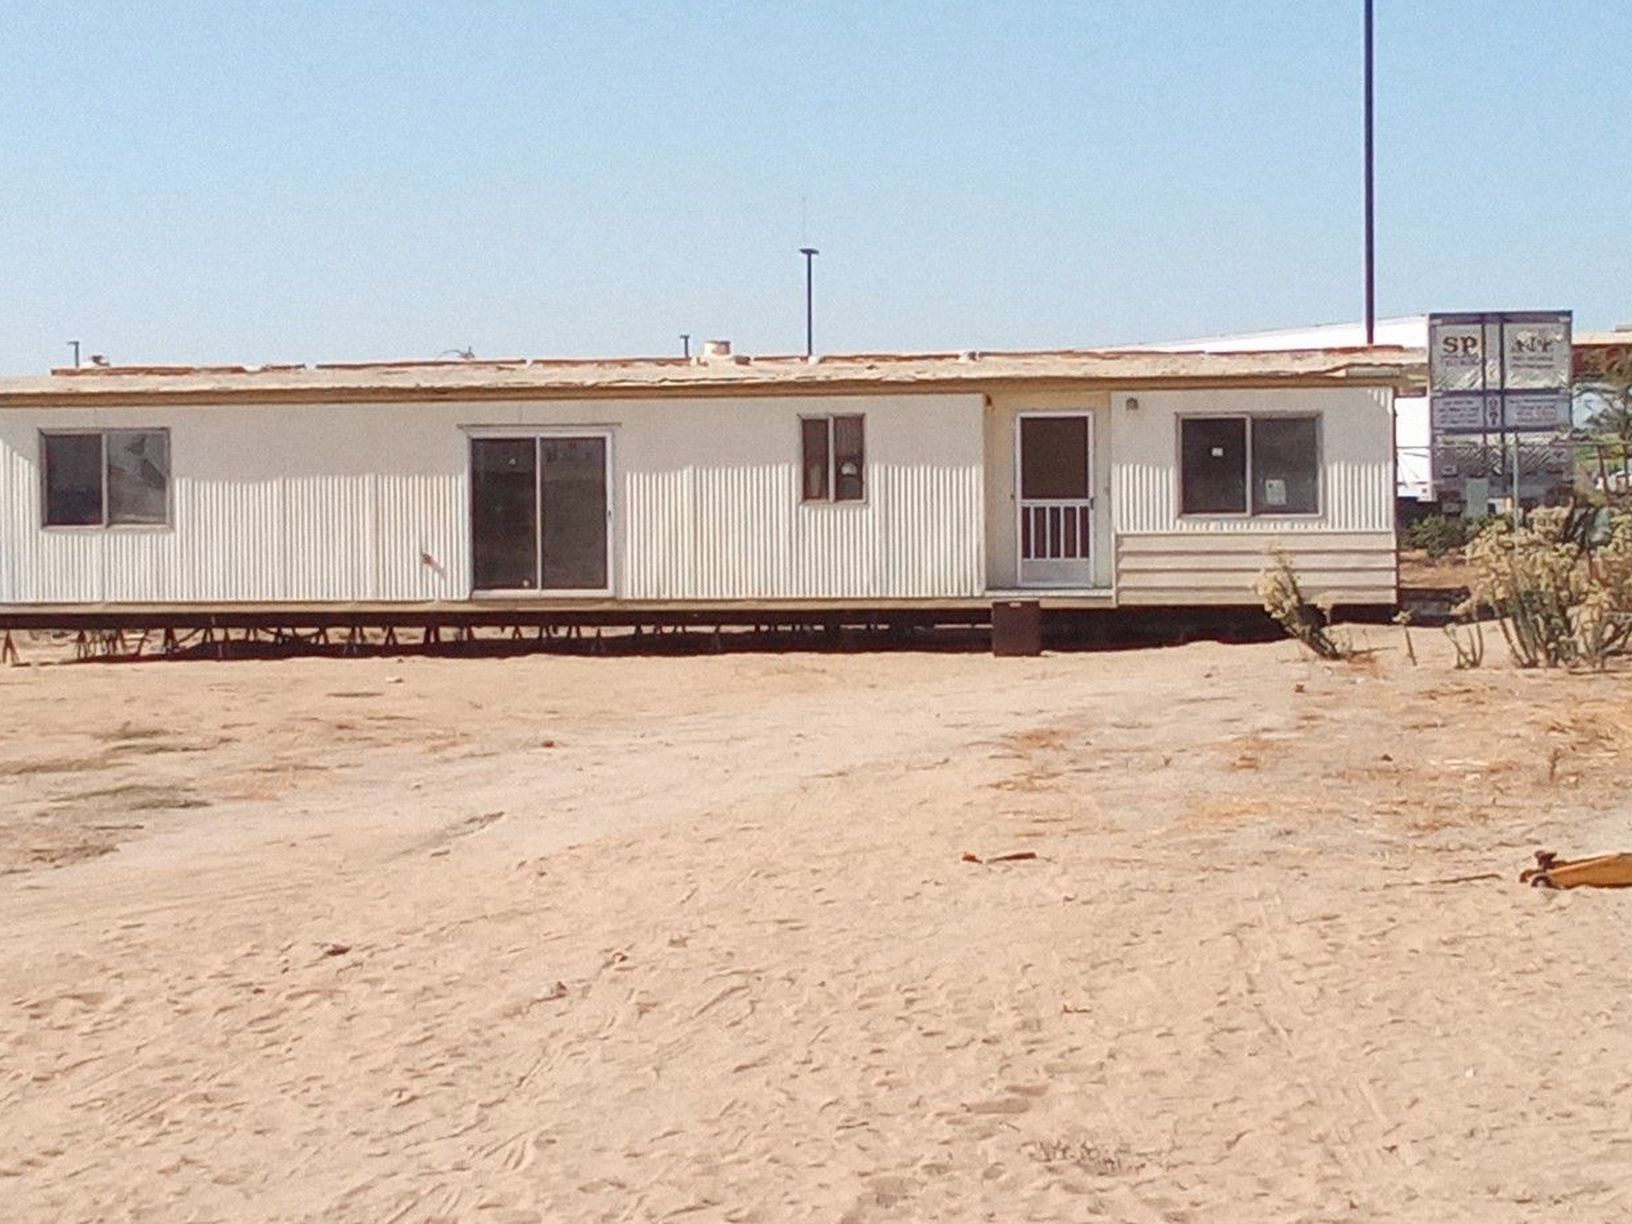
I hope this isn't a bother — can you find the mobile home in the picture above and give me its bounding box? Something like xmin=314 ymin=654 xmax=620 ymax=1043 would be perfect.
xmin=0 ymin=345 xmax=1421 ymax=627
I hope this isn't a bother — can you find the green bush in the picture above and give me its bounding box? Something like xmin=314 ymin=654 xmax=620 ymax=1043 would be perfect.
xmin=1403 ymin=515 xmax=1483 ymax=558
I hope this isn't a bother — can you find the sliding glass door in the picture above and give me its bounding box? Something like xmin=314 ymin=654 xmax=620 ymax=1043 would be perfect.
xmin=470 ymin=434 xmax=609 ymax=593
xmin=471 ymin=439 xmax=539 ymax=591
xmin=539 ymin=437 xmax=608 ymax=590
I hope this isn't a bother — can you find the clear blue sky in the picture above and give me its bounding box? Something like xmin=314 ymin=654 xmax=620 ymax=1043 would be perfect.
xmin=0 ymin=1 xmax=1624 ymax=373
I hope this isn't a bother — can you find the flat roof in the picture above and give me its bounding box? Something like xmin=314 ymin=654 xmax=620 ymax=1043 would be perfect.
xmin=0 ymin=346 xmax=1426 ymax=407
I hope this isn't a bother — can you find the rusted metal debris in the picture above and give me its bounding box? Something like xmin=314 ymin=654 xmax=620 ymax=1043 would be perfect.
xmin=961 ymin=851 xmax=1039 ymax=865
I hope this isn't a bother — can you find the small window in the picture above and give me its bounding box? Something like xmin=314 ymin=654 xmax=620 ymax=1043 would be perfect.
xmin=1179 ymin=414 xmax=1319 ymax=517
xmin=42 ymin=429 xmax=171 ymax=527
xmin=800 ymin=415 xmax=865 ymax=502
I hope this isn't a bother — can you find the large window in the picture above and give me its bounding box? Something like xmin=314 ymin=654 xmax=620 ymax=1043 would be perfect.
xmin=800 ymin=415 xmax=865 ymax=502
xmin=1179 ymin=415 xmax=1319 ymax=516
xmin=42 ymin=430 xmax=171 ymax=527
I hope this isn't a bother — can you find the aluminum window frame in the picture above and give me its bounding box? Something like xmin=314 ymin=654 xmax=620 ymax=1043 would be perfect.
xmin=797 ymin=413 xmax=868 ymax=506
xmin=38 ymin=427 xmax=174 ymax=532
xmin=464 ymin=425 xmax=616 ymax=599
xmin=1175 ymin=412 xmax=1323 ymax=521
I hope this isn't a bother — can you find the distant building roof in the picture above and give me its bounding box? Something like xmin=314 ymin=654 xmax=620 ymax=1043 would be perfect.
xmin=1127 ymin=315 xmax=1430 ymax=353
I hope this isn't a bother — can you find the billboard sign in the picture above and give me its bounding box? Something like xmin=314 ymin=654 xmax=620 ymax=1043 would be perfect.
xmin=1428 ymin=312 xmax=1573 ymax=505
xmin=1429 ymin=318 xmax=1492 ymax=392
xmin=1431 ymin=390 xmax=1571 ymax=434
xmin=1505 ymin=391 xmax=1573 ymax=430
xmin=1429 ymin=312 xmax=1572 ymax=435
xmin=1502 ymin=319 xmax=1572 ymax=389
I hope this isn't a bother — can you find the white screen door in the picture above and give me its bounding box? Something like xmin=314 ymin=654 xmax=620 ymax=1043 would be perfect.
xmin=1017 ymin=414 xmax=1093 ymax=586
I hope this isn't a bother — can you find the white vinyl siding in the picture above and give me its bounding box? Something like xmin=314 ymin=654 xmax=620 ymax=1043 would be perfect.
xmin=1113 ymin=388 xmax=1393 ymax=534
xmin=0 ymin=394 xmax=984 ymax=604
xmin=1109 ymin=387 xmax=1396 ymax=605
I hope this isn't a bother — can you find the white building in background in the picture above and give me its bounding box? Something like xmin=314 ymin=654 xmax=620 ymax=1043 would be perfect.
xmin=0 ymin=344 xmax=1420 ymax=615
xmin=1127 ymin=316 xmax=1432 ymax=499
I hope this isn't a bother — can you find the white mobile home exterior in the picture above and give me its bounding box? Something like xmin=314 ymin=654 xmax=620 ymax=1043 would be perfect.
xmin=0 ymin=348 xmax=1420 ymax=614
xmin=0 ymin=394 xmax=986 ymax=604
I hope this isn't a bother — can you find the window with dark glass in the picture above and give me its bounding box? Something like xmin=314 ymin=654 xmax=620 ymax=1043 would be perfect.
xmin=1179 ymin=417 xmax=1248 ymax=514
xmin=1179 ymin=414 xmax=1319 ymax=517
xmin=539 ymin=436 xmax=608 ymax=590
xmin=42 ymin=434 xmax=103 ymax=526
xmin=832 ymin=415 xmax=864 ymax=501
xmin=800 ymin=418 xmax=830 ymax=501
xmin=800 ymin=415 xmax=865 ymax=502
xmin=106 ymin=430 xmax=171 ymax=524
xmin=470 ymin=438 xmax=538 ymax=590
xmin=1250 ymin=416 xmax=1319 ymax=514
xmin=42 ymin=429 xmax=170 ymax=527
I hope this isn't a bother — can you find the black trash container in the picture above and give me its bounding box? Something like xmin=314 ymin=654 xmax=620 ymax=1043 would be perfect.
xmin=991 ymin=600 xmax=1042 ymax=657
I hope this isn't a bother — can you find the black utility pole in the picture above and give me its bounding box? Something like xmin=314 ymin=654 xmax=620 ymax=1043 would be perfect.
xmin=799 ymin=247 xmax=819 ymax=356
xmin=1363 ymin=0 xmax=1376 ymax=346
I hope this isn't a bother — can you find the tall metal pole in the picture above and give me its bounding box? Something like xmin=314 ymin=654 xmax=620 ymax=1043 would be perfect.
xmin=1481 ymin=313 xmax=1494 ymax=518
xmin=68 ymin=340 xmax=81 ymax=369
xmin=1363 ymin=0 xmax=1376 ymax=346
xmin=1499 ymin=317 xmax=1520 ymax=525
xmin=799 ymin=247 xmax=819 ymax=356
xmin=680 ymin=333 xmax=690 ymax=359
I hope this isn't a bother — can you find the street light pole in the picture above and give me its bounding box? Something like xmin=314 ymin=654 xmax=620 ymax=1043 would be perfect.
xmin=1363 ymin=0 xmax=1376 ymax=346
xmin=799 ymin=247 xmax=819 ymax=356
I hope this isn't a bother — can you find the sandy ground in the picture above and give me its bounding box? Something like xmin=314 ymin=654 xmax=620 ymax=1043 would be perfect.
xmin=3 ymin=629 xmax=1632 ymax=1223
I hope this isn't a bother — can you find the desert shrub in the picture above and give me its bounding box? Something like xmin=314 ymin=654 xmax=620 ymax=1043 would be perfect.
xmin=1392 ymin=609 xmax=1417 ymax=665
xmin=1257 ymin=549 xmax=1349 ymax=660
xmin=1403 ymin=514 xmax=1484 ymax=558
xmin=1443 ymin=620 xmax=1486 ymax=669
xmin=1576 ymin=510 xmax=1632 ymax=662
xmin=1460 ymin=507 xmax=1632 ymax=668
